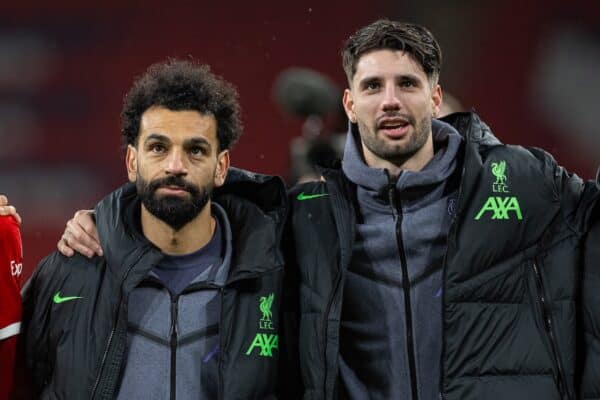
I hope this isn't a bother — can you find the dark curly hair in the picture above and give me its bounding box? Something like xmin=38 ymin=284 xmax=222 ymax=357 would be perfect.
xmin=121 ymin=59 xmax=242 ymax=152
xmin=341 ymin=19 xmax=442 ymax=86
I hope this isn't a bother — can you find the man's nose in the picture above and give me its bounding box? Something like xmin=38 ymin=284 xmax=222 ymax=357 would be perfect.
xmin=381 ymin=84 xmax=401 ymax=111
xmin=165 ymin=148 xmax=187 ymax=175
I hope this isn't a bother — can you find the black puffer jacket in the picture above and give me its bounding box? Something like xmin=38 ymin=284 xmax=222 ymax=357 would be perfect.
xmin=581 ymin=176 xmax=600 ymax=399
xmin=19 ymin=168 xmax=297 ymax=399
xmin=288 ymin=112 xmax=600 ymax=400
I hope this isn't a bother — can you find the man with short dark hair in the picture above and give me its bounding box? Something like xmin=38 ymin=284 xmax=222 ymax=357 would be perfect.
xmin=288 ymin=19 xmax=599 ymax=400
xmin=19 ymin=60 xmax=291 ymax=399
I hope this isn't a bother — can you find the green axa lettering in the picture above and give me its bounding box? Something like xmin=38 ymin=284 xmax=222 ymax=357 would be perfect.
xmin=475 ymin=196 xmax=523 ymax=220
xmin=245 ymin=333 xmax=279 ymax=357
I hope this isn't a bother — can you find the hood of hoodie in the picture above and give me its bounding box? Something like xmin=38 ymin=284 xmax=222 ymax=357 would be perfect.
xmin=94 ymin=167 xmax=288 ymax=282
xmin=342 ymin=119 xmax=463 ymax=204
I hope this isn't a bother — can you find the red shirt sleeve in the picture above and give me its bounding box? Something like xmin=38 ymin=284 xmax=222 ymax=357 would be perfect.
xmin=0 ymin=215 xmax=23 ymax=399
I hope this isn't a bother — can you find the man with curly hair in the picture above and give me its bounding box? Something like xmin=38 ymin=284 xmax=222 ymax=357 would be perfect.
xmin=17 ymin=60 xmax=293 ymax=399
xmin=56 ymin=20 xmax=600 ymax=400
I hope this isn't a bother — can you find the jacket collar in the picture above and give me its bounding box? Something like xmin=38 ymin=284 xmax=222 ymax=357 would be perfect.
xmin=94 ymin=167 xmax=288 ymax=284
xmin=341 ymin=118 xmax=462 ymax=194
xmin=439 ymin=111 xmax=501 ymax=147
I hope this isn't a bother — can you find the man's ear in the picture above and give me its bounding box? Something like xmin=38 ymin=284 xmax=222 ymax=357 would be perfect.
xmin=343 ymin=88 xmax=357 ymax=123
xmin=214 ymin=150 xmax=230 ymax=187
xmin=431 ymin=84 xmax=442 ymax=118
xmin=126 ymin=145 xmax=138 ymax=183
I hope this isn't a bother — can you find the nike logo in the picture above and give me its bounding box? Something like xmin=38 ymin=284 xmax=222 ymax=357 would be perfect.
xmin=53 ymin=291 xmax=83 ymax=304
xmin=296 ymin=192 xmax=328 ymax=201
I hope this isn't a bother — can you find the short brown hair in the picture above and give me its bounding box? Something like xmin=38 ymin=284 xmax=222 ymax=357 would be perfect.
xmin=341 ymin=19 xmax=442 ymax=85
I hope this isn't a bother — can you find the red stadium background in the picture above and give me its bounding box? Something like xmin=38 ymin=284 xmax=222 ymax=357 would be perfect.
xmin=1 ymin=0 xmax=598 ymax=279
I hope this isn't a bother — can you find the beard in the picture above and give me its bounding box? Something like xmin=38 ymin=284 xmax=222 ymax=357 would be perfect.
xmin=357 ymin=112 xmax=431 ymax=166
xmin=137 ymin=174 xmax=212 ymax=231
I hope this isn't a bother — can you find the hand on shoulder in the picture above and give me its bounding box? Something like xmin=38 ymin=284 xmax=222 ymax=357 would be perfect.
xmin=57 ymin=209 xmax=102 ymax=258
xmin=0 ymin=194 xmax=21 ymax=224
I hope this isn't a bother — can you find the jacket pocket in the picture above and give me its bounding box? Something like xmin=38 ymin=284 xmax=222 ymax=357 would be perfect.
xmin=526 ymin=259 xmax=571 ymax=400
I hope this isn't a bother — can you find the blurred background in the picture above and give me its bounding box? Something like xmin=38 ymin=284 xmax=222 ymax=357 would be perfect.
xmin=1 ymin=0 xmax=598 ymax=279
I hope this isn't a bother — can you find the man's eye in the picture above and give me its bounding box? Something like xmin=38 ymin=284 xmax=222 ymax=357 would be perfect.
xmin=190 ymin=147 xmax=205 ymax=156
xmin=365 ymin=82 xmax=380 ymax=91
xmin=151 ymin=144 xmax=165 ymax=153
xmin=400 ymin=80 xmax=415 ymax=88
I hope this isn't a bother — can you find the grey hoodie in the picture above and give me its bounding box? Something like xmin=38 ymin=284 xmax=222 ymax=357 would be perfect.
xmin=116 ymin=203 xmax=232 ymax=400
xmin=338 ymin=119 xmax=462 ymax=400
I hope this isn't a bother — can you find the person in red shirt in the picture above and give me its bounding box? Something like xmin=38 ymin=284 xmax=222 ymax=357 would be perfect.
xmin=0 ymin=195 xmax=21 ymax=224
xmin=0 ymin=194 xmax=23 ymax=399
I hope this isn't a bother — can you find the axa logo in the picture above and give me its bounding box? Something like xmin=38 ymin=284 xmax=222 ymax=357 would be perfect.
xmin=475 ymin=160 xmax=523 ymax=221
xmin=10 ymin=260 xmax=22 ymax=277
xmin=245 ymin=333 xmax=279 ymax=357
xmin=246 ymin=292 xmax=279 ymax=358
xmin=475 ymin=196 xmax=523 ymax=220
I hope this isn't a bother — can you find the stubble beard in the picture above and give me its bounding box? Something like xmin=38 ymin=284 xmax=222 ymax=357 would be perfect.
xmin=357 ymin=113 xmax=432 ymax=167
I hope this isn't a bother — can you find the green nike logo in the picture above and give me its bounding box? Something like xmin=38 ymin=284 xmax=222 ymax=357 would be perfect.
xmin=296 ymin=192 xmax=328 ymax=201
xmin=53 ymin=291 xmax=83 ymax=304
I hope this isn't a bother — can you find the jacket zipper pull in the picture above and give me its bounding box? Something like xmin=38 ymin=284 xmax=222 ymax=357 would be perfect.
xmin=386 ymin=170 xmax=400 ymax=219
xmin=170 ymin=296 xmax=179 ymax=400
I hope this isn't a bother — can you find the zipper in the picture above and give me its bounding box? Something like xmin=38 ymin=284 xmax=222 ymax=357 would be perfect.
xmin=217 ymin=287 xmax=224 ymax=400
xmin=532 ymin=261 xmax=571 ymax=400
xmin=320 ymin=175 xmax=353 ymax=398
xmin=319 ymin=258 xmax=343 ymax=400
xmin=439 ymin=115 xmax=470 ymax=400
xmin=90 ymin=245 xmax=153 ymax=400
xmin=166 ymin=283 xmax=223 ymax=399
xmin=90 ymin=326 xmax=116 ymax=399
xmin=388 ymin=180 xmax=419 ymax=400
xmin=321 ymin=267 xmax=343 ymax=365
xmin=170 ymin=296 xmax=179 ymax=400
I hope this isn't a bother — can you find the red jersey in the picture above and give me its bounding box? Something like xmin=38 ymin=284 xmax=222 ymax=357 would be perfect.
xmin=0 ymin=216 xmax=23 ymax=399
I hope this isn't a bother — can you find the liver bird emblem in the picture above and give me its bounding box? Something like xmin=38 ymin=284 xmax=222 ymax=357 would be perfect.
xmin=259 ymin=293 xmax=274 ymax=321
xmin=492 ymin=161 xmax=507 ymax=185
